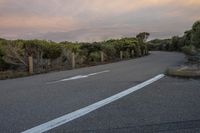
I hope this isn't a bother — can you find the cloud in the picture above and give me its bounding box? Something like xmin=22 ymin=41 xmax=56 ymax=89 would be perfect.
xmin=0 ymin=0 xmax=200 ymax=41
xmin=0 ymin=16 xmax=78 ymax=31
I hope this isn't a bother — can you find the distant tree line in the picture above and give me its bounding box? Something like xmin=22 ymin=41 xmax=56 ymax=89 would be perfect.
xmin=0 ymin=33 xmax=149 ymax=74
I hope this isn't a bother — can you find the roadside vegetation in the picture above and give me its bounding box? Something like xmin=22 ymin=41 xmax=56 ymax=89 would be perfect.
xmin=0 ymin=33 xmax=149 ymax=79
xmin=149 ymin=20 xmax=200 ymax=78
xmin=148 ymin=21 xmax=200 ymax=53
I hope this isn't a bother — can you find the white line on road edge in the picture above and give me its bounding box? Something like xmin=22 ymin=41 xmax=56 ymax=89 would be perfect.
xmin=22 ymin=74 xmax=165 ymax=133
xmin=47 ymin=70 xmax=110 ymax=84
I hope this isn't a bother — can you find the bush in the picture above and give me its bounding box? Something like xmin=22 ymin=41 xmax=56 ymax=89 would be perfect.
xmin=42 ymin=42 xmax=62 ymax=59
xmin=148 ymin=20 xmax=200 ymax=52
xmin=79 ymin=43 xmax=101 ymax=63
xmin=89 ymin=52 xmax=101 ymax=62
xmin=181 ymin=45 xmax=196 ymax=56
xmin=0 ymin=40 xmax=11 ymax=70
xmin=101 ymin=43 xmax=117 ymax=60
xmin=147 ymin=39 xmax=171 ymax=51
xmin=191 ymin=21 xmax=200 ymax=48
xmin=0 ymin=59 xmax=10 ymax=71
xmin=61 ymin=42 xmax=80 ymax=53
xmin=0 ymin=35 xmax=149 ymax=78
xmin=134 ymin=44 xmax=142 ymax=57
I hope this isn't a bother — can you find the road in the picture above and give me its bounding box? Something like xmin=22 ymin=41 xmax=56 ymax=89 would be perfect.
xmin=0 ymin=51 xmax=200 ymax=133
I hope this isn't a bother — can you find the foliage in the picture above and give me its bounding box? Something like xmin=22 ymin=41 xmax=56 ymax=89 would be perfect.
xmin=182 ymin=45 xmax=197 ymax=56
xmin=101 ymin=42 xmax=117 ymax=60
xmin=42 ymin=41 xmax=62 ymax=59
xmin=0 ymin=39 xmax=10 ymax=70
xmin=24 ymin=40 xmax=62 ymax=59
xmin=0 ymin=33 xmax=149 ymax=73
xmin=0 ymin=46 xmax=7 ymax=70
xmin=61 ymin=41 xmax=80 ymax=53
xmin=182 ymin=30 xmax=192 ymax=46
xmin=136 ymin=32 xmax=150 ymax=43
xmin=1 ymin=40 xmax=27 ymax=67
xmin=147 ymin=39 xmax=171 ymax=51
xmin=89 ymin=52 xmax=101 ymax=62
xmin=148 ymin=20 xmax=200 ymax=53
xmin=102 ymin=37 xmax=147 ymax=58
xmin=79 ymin=43 xmax=101 ymax=62
xmin=191 ymin=21 xmax=200 ymax=48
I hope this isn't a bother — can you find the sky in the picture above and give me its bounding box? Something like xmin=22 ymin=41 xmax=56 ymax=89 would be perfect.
xmin=0 ymin=0 xmax=200 ymax=42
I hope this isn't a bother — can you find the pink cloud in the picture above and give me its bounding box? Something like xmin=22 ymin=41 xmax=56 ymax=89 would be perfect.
xmin=0 ymin=0 xmax=200 ymax=41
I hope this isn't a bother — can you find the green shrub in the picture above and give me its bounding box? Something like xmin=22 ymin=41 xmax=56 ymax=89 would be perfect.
xmin=61 ymin=42 xmax=80 ymax=53
xmin=24 ymin=40 xmax=62 ymax=59
xmin=148 ymin=21 xmax=200 ymax=52
xmin=134 ymin=44 xmax=142 ymax=57
xmin=79 ymin=43 xmax=101 ymax=62
xmin=101 ymin=44 xmax=117 ymax=60
xmin=0 ymin=48 xmax=6 ymax=70
xmin=181 ymin=45 xmax=196 ymax=56
xmin=43 ymin=42 xmax=62 ymax=59
xmin=0 ymin=35 xmax=149 ymax=76
xmin=0 ymin=40 xmax=10 ymax=70
xmin=147 ymin=39 xmax=171 ymax=51
xmin=191 ymin=21 xmax=200 ymax=48
xmin=89 ymin=52 xmax=101 ymax=62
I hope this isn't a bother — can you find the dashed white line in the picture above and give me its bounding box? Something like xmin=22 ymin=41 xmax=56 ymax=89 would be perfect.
xmin=47 ymin=70 xmax=110 ymax=84
xmin=22 ymin=74 xmax=165 ymax=133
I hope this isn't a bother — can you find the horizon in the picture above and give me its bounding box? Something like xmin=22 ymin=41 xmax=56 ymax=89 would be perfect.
xmin=0 ymin=0 xmax=200 ymax=42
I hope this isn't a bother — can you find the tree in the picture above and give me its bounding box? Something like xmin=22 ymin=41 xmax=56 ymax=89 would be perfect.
xmin=171 ymin=36 xmax=180 ymax=51
xmin=182 ymin=30 xmax=192 ymax=46
xmin=136 ymin=32 xmax=150 ymax=43
xmin=191 ymin=20 xmax=200 ymax=48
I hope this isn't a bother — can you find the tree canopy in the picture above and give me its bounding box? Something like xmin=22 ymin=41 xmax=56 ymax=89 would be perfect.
xmin=148 ymin=20 xmax=200 ymax=52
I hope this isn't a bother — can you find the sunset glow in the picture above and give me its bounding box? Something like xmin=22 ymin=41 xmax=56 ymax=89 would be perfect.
xmin=0 ymin=0 xmax=200 ymax=41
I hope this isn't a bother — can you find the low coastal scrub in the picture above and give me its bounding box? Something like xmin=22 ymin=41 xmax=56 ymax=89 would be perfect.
xmin=148 ymin=21 xmax=200 ymax=53
xmin=160 ymin=20 xmax=200 ymax=78
xmin=0 ymin=32 xmax=149 ymax=79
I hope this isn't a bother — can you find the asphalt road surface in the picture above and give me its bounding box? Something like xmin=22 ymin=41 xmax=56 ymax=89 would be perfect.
xmin=1 ymin=51 xmax=200 ymax=133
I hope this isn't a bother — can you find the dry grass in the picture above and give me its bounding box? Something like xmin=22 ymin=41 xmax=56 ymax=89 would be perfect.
xmin=166 ymin=66 xmax=200 ymax=78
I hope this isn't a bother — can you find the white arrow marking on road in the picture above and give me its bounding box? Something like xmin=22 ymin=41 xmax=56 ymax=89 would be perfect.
xmin=23 ymin=74 xmax=165 ymax=133
xmin=47 ymin=70 xmax=110 ymax=84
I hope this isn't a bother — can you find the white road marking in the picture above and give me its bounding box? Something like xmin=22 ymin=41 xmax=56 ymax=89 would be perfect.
xmin=47 ymin=70 xmax=110 ymax=84
xmin=22 ymin=74 xmax=165 ymax=133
